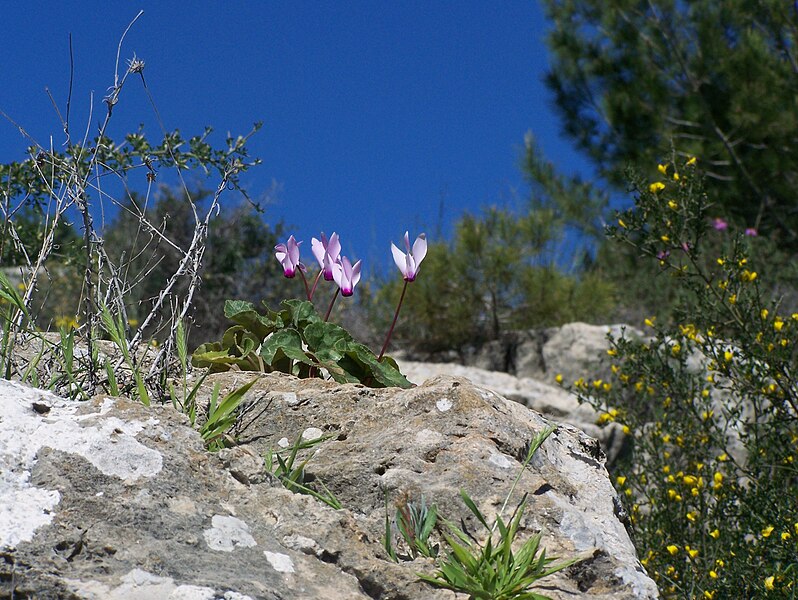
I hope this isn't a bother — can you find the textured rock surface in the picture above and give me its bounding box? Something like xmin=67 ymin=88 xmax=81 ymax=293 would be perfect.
xmin=1 ymin=373 xmax=657 ymax=599
xmin=398 ymin=360 xmax=627 ymax=465
xmin=461 ymin=322 xmax=639 ymax=386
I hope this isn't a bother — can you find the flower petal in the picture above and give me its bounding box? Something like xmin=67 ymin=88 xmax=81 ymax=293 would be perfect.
xmin=391 ymin=243 xmax=408 ymax=276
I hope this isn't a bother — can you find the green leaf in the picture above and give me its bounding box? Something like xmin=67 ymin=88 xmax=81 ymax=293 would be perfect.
xmin=260 ymin=328 xmax=315 ymax=367
xmin=281 ymin=298 xmax=321 ymax=328
xmin=460 ymin=490 xmax=491 ymax=531
xmin=224 ymin=299 xmax=280 ymax=338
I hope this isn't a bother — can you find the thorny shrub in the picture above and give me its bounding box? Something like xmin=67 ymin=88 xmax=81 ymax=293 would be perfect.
xmin=562 ymin=157 xmax=798 ymax=598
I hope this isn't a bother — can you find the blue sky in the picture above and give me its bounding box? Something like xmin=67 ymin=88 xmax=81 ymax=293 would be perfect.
xmin=0 ymin=2 xmax=594 ymax=273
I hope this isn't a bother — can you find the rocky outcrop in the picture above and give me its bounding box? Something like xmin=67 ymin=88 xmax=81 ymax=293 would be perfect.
xmin=461 ymin=322 xmax=639 ymax=385
xmin=399 ymin=361 xmax=627 ymax=465
xmin=1 ymin=374 xmax=657 ymax=599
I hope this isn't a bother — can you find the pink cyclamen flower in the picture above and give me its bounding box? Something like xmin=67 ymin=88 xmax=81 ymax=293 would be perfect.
xmin=311 ymin=232 xmax=342 ymax=281
xmin=713 ymin=218 xmax=728 ymax=231
xmin=274 ymin=235 xmax=303 ymax=278
xmin=745 ymin=227 xmax=758 ymax=237
xmin=332 ymin=256 xmax=362 ymax=297
xmin=391 ymin=231 xmax=427 ymax=282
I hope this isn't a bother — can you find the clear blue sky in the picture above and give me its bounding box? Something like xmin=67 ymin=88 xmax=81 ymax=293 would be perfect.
xmin=0 ymin=2 xmax=594 ymax=274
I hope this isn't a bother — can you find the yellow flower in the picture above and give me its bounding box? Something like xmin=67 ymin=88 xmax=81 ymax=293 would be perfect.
xmin=709 ymin=529 xmax=720 ymax=539
xmin=774 ymin=319 xmax=784 ymax=332
xmin=683 ymin=475 xmax=698 ymax=486
xmin=724 ymin=350 xmax=733 ymax=362
xmin=702 ymin=409 xmax=713 ymax=420
xmin=673 ymin=172 xmax=680 ymax=181
xmin=686 ymin=511 xmax=697 ymax=522
xmin=685 ymin=545 xmax=699 ymax=558
xmin=667 ymin=544 xmax=679 ymax=555
xmin=671 ymin=343 xmax=681 ymax=356
xmin=555 ymin=373 xmax=563 ymax=384
xmin=668 ymin=200 xmax=678 ymax=210
xmin=650 ymin=181 xmax=666 ymax=193
xmin=761 ymin=309 xmax=769 ymax=319
xmin=616 ymin=476 xmax=627 ymax=486
xmin=667 ymin=489 xmax=682 ymax=501
xmin=607 ymin=348 xmax=617 ymax=356
xmin=618 ymin=218 xmax=627 ymax=228
xmin=741 ymin=270 xmax=757 ymax=282
xmin=781 ymin=532 xmax=791 ymax=541
xmin=658 ymin=163 xmax=669 ymax=175
xmin=709 ymin=570 xmax=718 ymax=579
xmin=645 ymin=316 xmax=656 ymax=327
xmin=687 ymin=156 xmax=697 ymax=166
xmin=762 ymin=525 xmax=774 ymax=538
xmin=718 ymin=453 xmax=728 ymax=462
xmin=765 ymin=575 xmax=775 ymax=591
xmin=703 ymin=591 xmax=715 ymax=599
xmin=622 ymin=424 xmax=631 ymax=435
xmin=660 ymin=234 xmax=670 ymax=242
xmin=729 ymin=294 xmax=737 ymax=304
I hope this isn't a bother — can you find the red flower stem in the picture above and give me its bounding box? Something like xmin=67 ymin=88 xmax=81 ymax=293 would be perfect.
xmin=299 ymin=270 xmax=311 ymax=300
xmin=308 ymin=270 xmax=323 ymax=301
xmin=378 ymin=279 xmax=408 ymax=361
xmin=324 ymin=287 xmax=340 ymax=322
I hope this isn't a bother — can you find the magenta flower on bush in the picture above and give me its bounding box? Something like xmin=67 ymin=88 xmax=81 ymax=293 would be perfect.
xmin=391 ymin=231 xmax=427 ymax=282
xmin=332 ymin=256 xmax=362 ymax=297
xmin=713 ymin=218 xmax=728 ymax=231
xmin=275 ymin=235 xmax=303 ymax=278
xmin=745 ymin=227 xmax=758 ymax=237
xmin=311 ymin=232 xmax=341 ymax=281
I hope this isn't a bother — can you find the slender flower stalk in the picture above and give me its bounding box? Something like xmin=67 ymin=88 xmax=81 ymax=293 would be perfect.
xmin=324 ymin=288 xmax=340 ymax=322
xmin=378 ymin=279 xmax=408 ymax=361
xmin=307 ymin=270 xmax=323 ymax=300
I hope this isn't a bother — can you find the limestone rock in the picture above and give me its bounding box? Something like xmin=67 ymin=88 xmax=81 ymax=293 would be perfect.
xmin=1 ymin=374 xmax=657 ymax=599
xmin=461 ymin=322 xmax=640 ymax=385
xmin=399 ymin=360 xmax=627 ymax=465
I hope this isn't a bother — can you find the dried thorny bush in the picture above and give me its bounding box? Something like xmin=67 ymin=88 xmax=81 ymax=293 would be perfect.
xmin=0 ymin=12 xmax=263 ymax=401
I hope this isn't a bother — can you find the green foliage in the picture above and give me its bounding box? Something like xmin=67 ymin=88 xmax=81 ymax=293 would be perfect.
xmin=543 ymin=0 xmax=798 ymax=247
xmin=568 ymin=160 xmax=798 ymax=598
xmin=192 ymin=299 xmax=412 ymax=389
xmin=265 ymin=433 xmax=342 ymax=509
xmin=99 ymin=303 xmax=150 ymax=406
xmin=384 ymin=494 xmax=440 ymax=561
xmin=201 ymin=378 xmax=259 ymax=451
xmin=419 ymin=425 xmax=578 ymax=600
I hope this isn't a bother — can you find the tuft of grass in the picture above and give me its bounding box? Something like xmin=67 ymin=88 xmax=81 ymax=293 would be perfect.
xmin=417 ymin=424 xmax=580 ymax=600
xmin=265 ymin=433 xmax=342 ymax=509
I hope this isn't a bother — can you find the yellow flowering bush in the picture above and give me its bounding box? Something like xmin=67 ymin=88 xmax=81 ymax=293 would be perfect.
xmin=564 ymin=159 xmax=798 ymax=598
